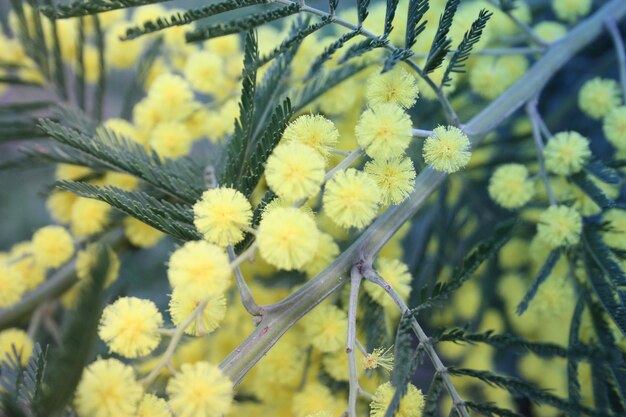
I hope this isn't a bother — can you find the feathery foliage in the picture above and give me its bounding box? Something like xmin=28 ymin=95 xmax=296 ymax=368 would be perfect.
xmin=516 ymin=249 xmax=561 ymax=315
xmin=308 ymin=28 xmax=362 ymax=77
xmin=424 ymin=0 xmax=460 ymax=74
xmin=41 ymin=0 xmax=170 ymax=18
xmin=571 ymin=173 xmax=616 ymax=209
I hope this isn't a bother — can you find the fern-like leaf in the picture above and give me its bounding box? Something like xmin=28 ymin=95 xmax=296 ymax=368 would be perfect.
xmin=516 ymin=249 xmax=561 ymax=315
xmin=585 ymin=158 xmax=621 ymax=184
xmin=424 ymin=0 xmax=460 ymax=74
xmin=571 ymin=173 xmax=615 ymax=209
xmin=41 ymin=0 xmax=170 ymax=18
xmin=405 ymin=0 xmax=429 ymax=49
xmin=356 ymin=0 xmax=371 ymax=25
xmin=308 ymin=28 xmax=362 ymax=77
xmin=384 ymin=0 xmax=400 ymax=36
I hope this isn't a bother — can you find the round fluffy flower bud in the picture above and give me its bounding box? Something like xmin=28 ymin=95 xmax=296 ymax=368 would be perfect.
xmin=534 ymin=21 xmax=567 ymax=42
xmin=167 ymin=361 xmax=233 ymax=417
xmin=488 ymin=164 xmax=536 ymax=209
xmin=302 ymin=304 xmax=347 ymax=353
xmin=98 ymin=297 xmax=163 ymax=358
xmin=322 ymin=168 xmax=381 ymax=229
xmin=370 ymin=381 xmax=425 ymax=417
xmin=265 ymin=143 xmax=325 ymax=202
xmin=167 ymin=241 xmax=231 ymax=298
xmin=183 ymin=50 xmax=225 ymax=95
xmin=552 ymin=0 xmax=591 ymax=23
xmin=537 ymin=205 xmax=582 ymax=248
xmin=74 ymin=359 xmax=144 ymax=417
xmin=422 ymin=126 xmax=471 ymax=173
xmin=257 ymin=207 xmax=320 ymax=270
xmin=282 ymin=114 xmax=339 ymax=159
xmin=0 ymin=265 xmax=26 ymax=308
xmin=544 ymin=131 xmax=591 ymax=176
xmin=578 ymin=78 xmax=622 ymax=120
xmin=31 ymin=225 xmax=74 ymax=268
xmin=169 ymin=288 xmax=226 ymax=336
xmin=136 ymin=394 xmax=171 ymax=417
xmin=193 ymin=187 xmax=252 ymax=247
xmin=366 ymin=65 xmax=419 ymax=109
xmin=355 ymin=104 xmax=413 ymax=159
xmin=603 ymin=106 xmax=626 ymax=151
xmin=364 ymin=157 xmax=416 ymax=205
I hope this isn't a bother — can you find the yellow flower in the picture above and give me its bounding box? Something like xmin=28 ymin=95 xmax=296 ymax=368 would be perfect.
xmin=98 ymin=297 xmax=163 ymax=358
xmin=534 ymin=21 xmax=567 ymax=42
xmin=265 ymin=143 xmax=326 ymax=202
xmin=292 ymin=382 xmax=344 ymax=417
xmin=322 ymin=168 xmax=381 ymax=229
xmin=469 ymin=55 xmax=528 ymax=100
xmin=76 ymin=244 xmax=120 ymax=287
xmin=106 ymin=22 xmax=145 ymax=69
xmin=282 ymin=114 xmax=339 ymax=159
xmin=184 ymin=50 xmax=225 ymax=95
xmin=167 ymin=241 xmax=231 ymax=298
xmin=366 ymin=65 xmax=419 ymax=109
xmin=544 ymin=131 xmax=591 ymax=175
xmin=194 ymin=187 xmax=252 ymax=247
xmin=603 ymin=106 xmax=626 ymax=151
xmin=302 ymin=232 xmax=340 ymax=278
xmin=370 ymin=382 xmax=425 ymax=417
xmin=0 ymin=328 xmax=33 ymax=365
xmin=578 ymin=78 xmax=622 ymax=120
xmin=137 ymin=394 xmax=172 ymax=417
xmin=364 ymin=157 xmax=416 ymax=205
xmin=146 ymin=73 xmax=195 ymax=122
xmin=363 ymin=345 xmax=394 ymax=373
xmin=71 ymin=197 xmax=111 ymax=237
xmin=169 ymin=288 xmax=226 ymax=336
xmin=364 ymin=258 xmax=412 ymax=309
xmin=46 ymin=191 xmax=77 ymax=224
xmin=167 ymin=361 xmax=233 ymax=417
xmin=123 ymin=217 xmax=165 ymax=248
xmin=257 ymin=207 xmax=320 ymax=270
xmin=303 ymin=304 xmax=347 ymax=353
xmin=537 ymin=205 xmax=582 ymax=248
xmin=10 ymin=242 xmax=46 ymax=290
xmin=552 ymin=0 xmax=591 ymax=22
xmin=31 ymin=225 xmax=74 ymax=268
xmin=0 ymin=265 xmax=25 ymax=308
xmin=150 ymin=122 xmax=193 ymax=159
xmin=488 ymin=164 xmax=536 ymax=209
xmin=355 ymin=104 xmax=413 ymax=159
xmin=422 ymin=125 xmax=471 ymax=173
xmin=75 ymin=359 xmax=144 ymax=417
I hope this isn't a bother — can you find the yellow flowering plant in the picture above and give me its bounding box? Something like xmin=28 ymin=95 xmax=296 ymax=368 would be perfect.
xmin=0 ymin=1 xmax=626 ymax=417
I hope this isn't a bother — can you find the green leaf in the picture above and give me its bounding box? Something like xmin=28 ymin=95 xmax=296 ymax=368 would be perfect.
xmin=384 ymin=0 xmax=400 ymax=36
xmin=75 ymin=16 xmax=87 ymax=111
xmin=122 ymin=0 xmax=269 ymax=41
xmin=356 ymin=0 xmax=371 ymax=25
xmin=57 ymin=181 xmax=200 ymax=241
xmin=570 ymin=173 xmax=615 ymax=210
xmin=35 ymin=245 xmax=110 ymax=417
xmin=42 ymin=2 xmax=68 ymax=100
xmin=0 ymin=343 xmax=48 ymax=411
xmin=441 ymin=9 xmax=492 ymax=87
xmin=41 ymin=0 xmax=170 ymax=18
xmin=567 ymin=298 xmax=585 ymax=417
xmin=424 ymin=0 xmax=459 ymax=74
xmin=465 ymin=401 xmax=524 ymax=417
xmin=585 ymin=158 xmax=621 ymax=184
xmin=413 ymin=218 xmax=516 ymax=314
xmin=308 ymin=28 xmax=362 ymax=77
xmin=185 ymin=4 xmax=300 ymax=42
xmin=422 ymin=374 xmax=445 ymax=417
xmin=121 ymin=37 xmax=163 ymax=120
xmin=338 ymin=36 xmax=389 ymax=64
xmin=516 ymin=249 xmax=561 ymax=315
xmin=405 ymin=0 xmax=430 ymax=49
xmin=91 ymin=14 xmax=106 ymax=122
xmin=584 ymin=227 xmax=626 ymax=287
xmin=382 ymin=48 xmax=414 ymax=72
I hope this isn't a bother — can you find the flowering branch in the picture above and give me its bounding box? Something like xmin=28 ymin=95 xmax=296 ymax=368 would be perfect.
xmin=346 ymin=265 xmax=363 ymax=417
xmin=227 ymin=245 xmax=263 ymax=318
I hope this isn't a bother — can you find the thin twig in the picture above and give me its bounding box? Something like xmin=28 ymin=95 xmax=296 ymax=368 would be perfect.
xmin=363 ymin=268 xmax=470 ymax=417
xmin=526 ymin=98 xmax=557 ymax=206
xmin=346 ymin=265 xmax=362 ymax=417
xmin=412 ymin=128 xmax=433 ymax=138
xmin=228 ymin=244 xmax=263 ymax=317
xmin=142 ymin=299 xmax=208 ymax=386
xmin=605 ymin=18 xmax=626 ymax=99
xmin=324 ymin=147 xmax=364 ymax=182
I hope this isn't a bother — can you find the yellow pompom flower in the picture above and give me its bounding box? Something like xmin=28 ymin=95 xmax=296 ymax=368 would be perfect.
xmin=302 ymin=232 xmax=340 ymax=278
xmin=422 ymin=125 xmax=471 ymax=173
xmin=355 ymin=104 xmax=413 ymax=159
xmin=75 ymin=359 xmax=144 ymax=417
xmin=147 ymin=73 xmax=195 ymax=121
xmin=603 ymin=106 xmax=626 ymax=151
xmin=366 ymin=66 xmax=419 ymax=109
xmin=31 ymin=225 xmax=74 ymax=268
xmin=257 ymin=207 xmax=320 ymax=270
xmin=71 ymin=198 xmax=111 ymax=237
xmin=169 ymin=288 xmax=226 ymax=336
xmin=363 ymin=345 xmax=394 ymax=373
xmin=578 ymin=78 xmax=622 ymax=120
xmin=544 ymin=131 xmax=591 ymax=175
xmin=470 ymin=55 xmax=528 ymax=100
xmin=150 ymin=122 xmax=193 ymax=159
xmin=183 ymin=50 xmax=225 ymax=95
xmin=76 ymin=244 xmax=120 ymax=287
xmin=137 ymin=394 xmax=172 ymax=417
xmin=552 ymin=0 xmax=591 ymax=22
xmin=106 ymin=22 xmax=144 ymax=69
xmin=370 ymin=382 xmax=425 ymax=417
xmin=364 ymin=258 xmax=412 ymax=309
xmin=303 ymin=304 xmax=348 ymax=353
xmin=0 ymin=328 xmax=33 ymax=365
xmin=56 ymin=163 xmax=91 ymax=181
xmin=603 ymin=209 xmax=626 ymax=250
xmin=488 ymin=164 xmax=536 ymax=209
xmin=123 ymin=217 xmax=165 ymax=248
xmin=364 ymin=157 xmax=416 ymax=205
xmin=0 ymin=265 xmax=25 ymax=308
xmin=46 ymin=191 xmax=77 ymax=224
xmin=193 ymin=187 xmax=252 ymax=247
xmin=167 ymin=361 xmax=233 ymax=417
xmin=98 ymin=297 xmax=163 ymax=358
xmin=534 ymin=21 xmax=567 ymax=42
xmin=537 ymin=205 xmax=582 ymax=248
xmin=167 ymin=241 xmax=231 ymax=298
xmin=322 ymin=168 xmax=381 ymax=229
xmin=265 ymin=143 xmax=325 ymax=202
xmin=282 ymin=114 xmax=339 ymax=159
xmin=292 ymin=382 xmax=344 ymax=417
